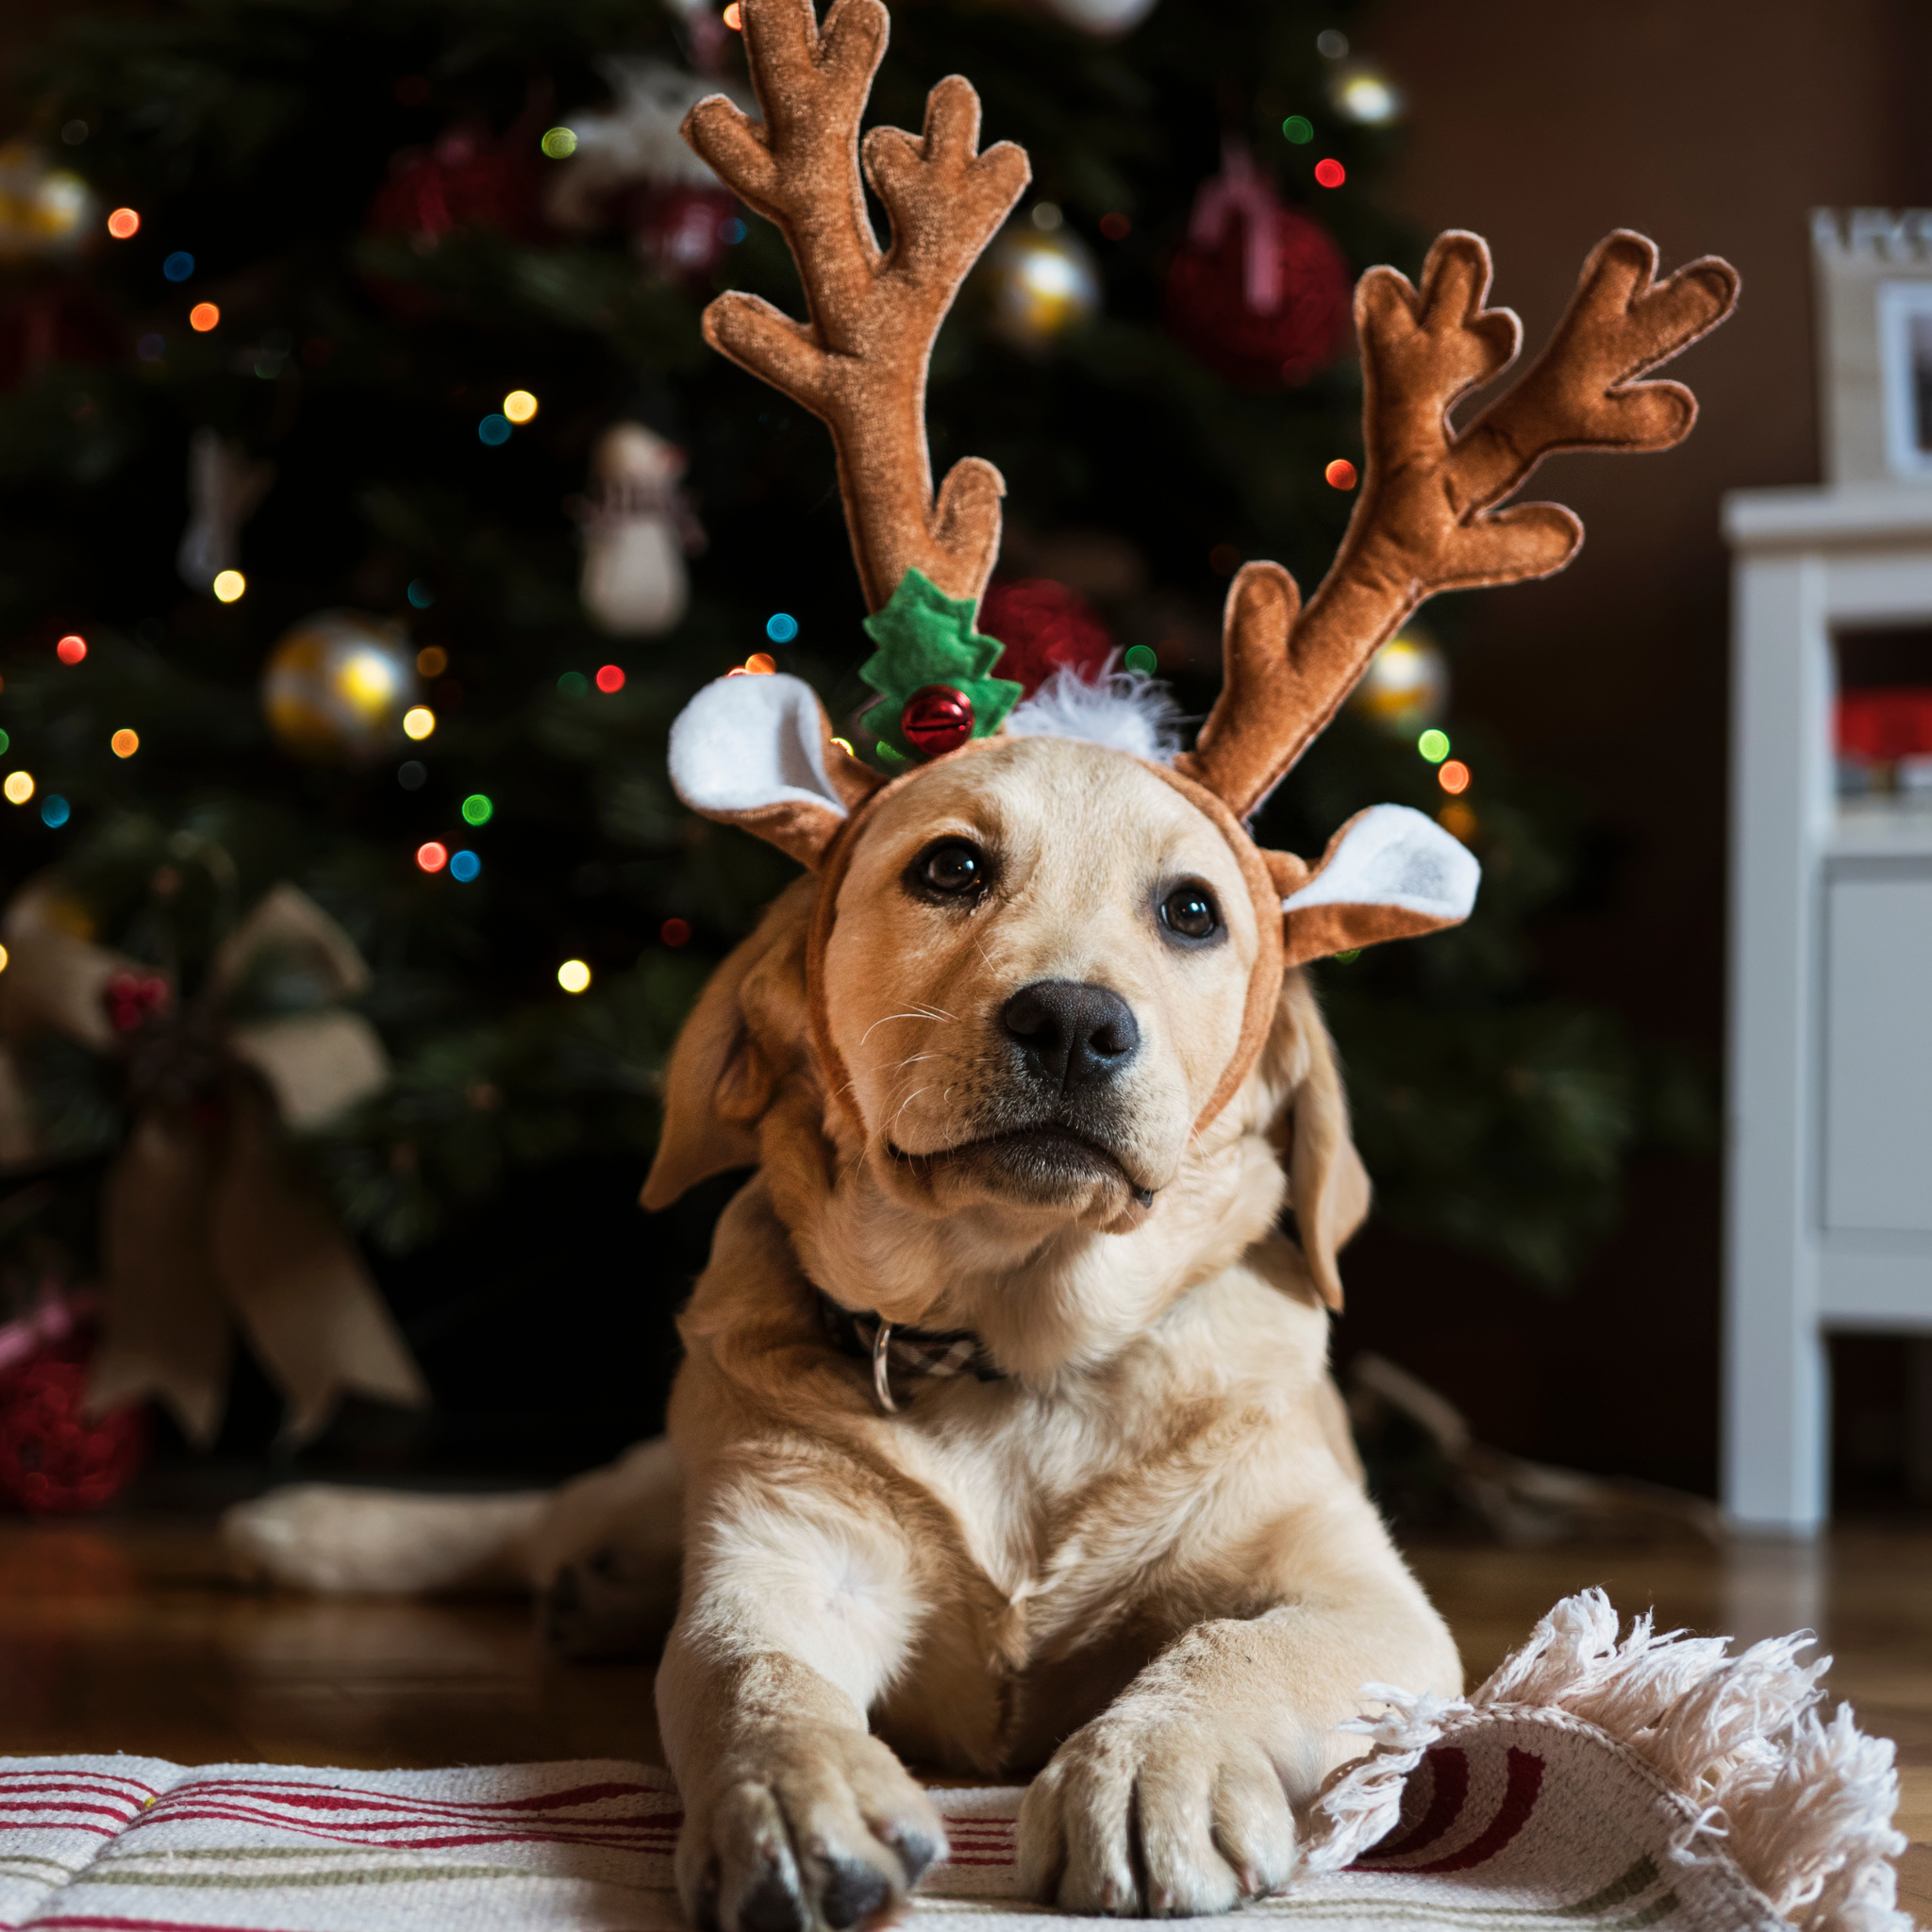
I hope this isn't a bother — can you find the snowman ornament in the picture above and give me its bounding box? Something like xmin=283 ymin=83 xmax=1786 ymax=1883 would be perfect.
xmin=577 ymin=423 xmax=706 ymax=637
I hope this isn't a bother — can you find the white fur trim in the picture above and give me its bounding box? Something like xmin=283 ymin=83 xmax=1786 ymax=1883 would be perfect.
xmin=1301 ymin=1589 xmax=1913 ymax=1932
xmin=667 ymin=674 xmax=847 ymax=820
xmin=1282 ymin=803 xmax=1480 ymax=922
xmin=1005 ymin=662 xmax=1185 ymax=764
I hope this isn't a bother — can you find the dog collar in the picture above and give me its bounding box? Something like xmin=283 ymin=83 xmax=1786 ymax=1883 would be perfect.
xmin=815 ymin=1289 xmax=1004 ymax=1415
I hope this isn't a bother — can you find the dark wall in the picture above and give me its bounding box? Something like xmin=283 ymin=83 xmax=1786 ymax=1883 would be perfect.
xmin=1333 ymin=0 xmax=1932 ymax=1492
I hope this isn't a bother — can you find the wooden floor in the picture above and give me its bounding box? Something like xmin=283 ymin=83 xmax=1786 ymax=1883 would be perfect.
xmin=0 ymin=1516 xmax=1926 ymax=1917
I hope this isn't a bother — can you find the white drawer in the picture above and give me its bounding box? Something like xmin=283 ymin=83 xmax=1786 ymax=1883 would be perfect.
xmin=1824 ymin=864 xmax=1932 ymax=1233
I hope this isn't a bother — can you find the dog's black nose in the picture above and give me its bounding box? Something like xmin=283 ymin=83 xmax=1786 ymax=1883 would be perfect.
xmin=1001 ymin=980 xmax=1141 ymax=1090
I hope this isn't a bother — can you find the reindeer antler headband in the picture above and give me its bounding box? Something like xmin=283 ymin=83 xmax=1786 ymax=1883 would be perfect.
xmin=665 ymin=0 xmax=1739 ymax=1124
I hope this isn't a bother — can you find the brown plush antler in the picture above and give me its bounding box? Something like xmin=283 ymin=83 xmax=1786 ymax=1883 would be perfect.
xmin=683 ymin=0 xmax=1031 ymax=613
xmin=1178 ymin=229 xmax=1740 ymax=820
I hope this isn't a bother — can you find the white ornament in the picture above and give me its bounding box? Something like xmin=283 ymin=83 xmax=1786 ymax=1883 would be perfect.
xmin=1035 ymin=0 xmax=1159 ymax=38
xmin=545 ymin=58 xmax=746 ymax=230
xmin=178 ymin=428 xmax=274 ymax=592
xmin=578 ymin=424 xmax=704 ymax=637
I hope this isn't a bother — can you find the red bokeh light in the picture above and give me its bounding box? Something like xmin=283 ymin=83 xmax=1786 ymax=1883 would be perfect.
xmin=106 ymin=208 xmax=141 ymax=240
xmin=594 ymin=663 xmax=625 ymax=693
xmin=1324 ymin=458 xmax=1357 ymax=490
xmin=56 ymin=634 xmax=86 ymax=665
xmin=416 ymin=841 xmax=449 ymax=873
xmin=1313 ymin=158 xmax=1346 ymax=189
xmin=1438 ymin=759 xmax=1471 ymax=796
xmin=661 ymin=917 xmax=691 ymax=948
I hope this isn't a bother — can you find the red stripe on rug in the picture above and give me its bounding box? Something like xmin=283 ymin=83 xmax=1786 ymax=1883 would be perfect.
xmin=118 ymin=1808 xmax=677 ymax=1853
xmin=169 ymin=1778 xmax=666 ymax=1818
xmin=16 ymin=1918 xmax=288 ymax=1931
xmin=1358 ymin=1747 xmax=1469 ymax=1862
xmin=131 ymin=1803 xmax=669 ymax=1841
xmin=0 ymin=1780 xmax=155 ymax=1803
xmin=0 ymin=1800 xmax=144 ymax=1821
xmin=1402 ymin=1749 xmax=1544 ymax=1875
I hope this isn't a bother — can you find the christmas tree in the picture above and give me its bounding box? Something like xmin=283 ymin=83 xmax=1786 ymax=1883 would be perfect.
xmin=0 ymin=0 xmax=1707 ymax=1478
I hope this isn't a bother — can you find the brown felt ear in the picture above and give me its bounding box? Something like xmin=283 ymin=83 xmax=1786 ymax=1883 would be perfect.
xmin=1263 ymin=974 xmax=1371 ymax=1313
xmin=1264 ymin=805 xmax=1482 ymax=969
xmin=666 ymin=672 xmax=885 ymax=870
xmin=641 ymin=877 xmax=817 ymax=1210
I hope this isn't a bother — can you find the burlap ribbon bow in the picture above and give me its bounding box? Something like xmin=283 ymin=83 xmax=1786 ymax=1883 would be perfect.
xmin=0 ymin=879 xmax=426 ymax=1446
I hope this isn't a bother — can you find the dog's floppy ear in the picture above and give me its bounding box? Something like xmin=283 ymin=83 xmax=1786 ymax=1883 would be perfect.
xmin=1266 ymin=805 xmax=1479 ymax=970
xmin=1264 ymin=974 xmax=1371 ymax=1312
xmin=641 ymin=876 xmax=815 ymax=1211
xmin=668 ymin=674 xmax=887 ymax=869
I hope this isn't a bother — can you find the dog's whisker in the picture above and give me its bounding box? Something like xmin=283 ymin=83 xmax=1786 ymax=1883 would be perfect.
xmin=861 ymin=1011 xmax=947 ymax=1046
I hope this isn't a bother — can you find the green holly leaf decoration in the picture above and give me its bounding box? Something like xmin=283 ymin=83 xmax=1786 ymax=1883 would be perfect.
xmin=858 ymin=569 xmax=1023 ymax=766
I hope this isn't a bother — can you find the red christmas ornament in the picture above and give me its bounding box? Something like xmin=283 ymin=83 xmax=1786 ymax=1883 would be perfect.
xmin=0 ymin=1312 xmax=145 ymax=1516
xmin=103 ymin=971 xmax=170 ymax=1036
xmin=980 ymin=579 xmax=1114 ymax=697
xmin=631 ymin=186 xmax=741 ymax=285
xmin=1164 ymin=143 xmax=1353 ymax=391
xmin=365 ymin=125 xmax=545 ymax=248
xmin=901 ymin=685 xmax=975 ymax=756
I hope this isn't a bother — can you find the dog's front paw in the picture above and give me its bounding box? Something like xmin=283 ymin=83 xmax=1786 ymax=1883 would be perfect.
xmin=1017 ymin=1713 xmax=1295 ymax=1917
xmin=679 ymin=1727 xmax=944 ymax=1932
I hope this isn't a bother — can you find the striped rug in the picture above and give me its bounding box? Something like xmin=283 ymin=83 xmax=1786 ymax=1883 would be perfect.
xmin=0 ymin=1592 xmax=1910 ymax=1932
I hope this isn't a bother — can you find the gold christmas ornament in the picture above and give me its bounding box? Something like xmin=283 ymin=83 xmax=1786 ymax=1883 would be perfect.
xmin=0 ymin=142 xmax=95 ymax=259
xmin=261 ymin=611 xmax=421 ymax=762
xmin=979 ymin=224 xmax=1101 ymax=353
xmin=1349 ymin=629 xmax=1449 ymax=735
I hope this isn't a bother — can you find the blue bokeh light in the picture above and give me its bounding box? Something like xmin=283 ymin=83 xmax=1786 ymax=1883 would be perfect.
xmin=41 ymin=795 xmax=70 ymax=828
xmin=450 ymin=849 xmax=481 ymax=882
xmin=162 ymin=252 xmax=194 ymax=282
xmin=407 ymin=578 xmax=434 ymax=608
xmin=765 ymin=611 xmax=799 ymax=643
xmin=478 ymin=414 xmax=512 ymax=446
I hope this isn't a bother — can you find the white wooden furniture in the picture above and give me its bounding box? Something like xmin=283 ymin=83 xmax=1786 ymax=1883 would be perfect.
xmin=1724 ymin=483 xmax=1932 ymax=1534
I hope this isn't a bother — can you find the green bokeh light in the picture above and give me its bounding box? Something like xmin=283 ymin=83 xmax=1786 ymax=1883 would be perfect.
xmin=461 ymin=793 xmax=493 ymax=825
xmin=540 ymin=127 xmax=578 ymax=159
xmin=557 ymin=671 xmax=589 ymax=698
xmin=1418 ymin=727 xmax=1451 ymax=762
xmin=1282 ymin=114 xmax=1314 ymax=143
xmin=1123 ymin=643 xmax=1158 ymax=674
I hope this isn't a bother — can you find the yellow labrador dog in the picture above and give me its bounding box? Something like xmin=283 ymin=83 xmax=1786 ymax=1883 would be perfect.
xmin=227 ymin=7 xmax=1740 ymax=1922
xmin=230 ymin=721 xmax=1461 ymax=1925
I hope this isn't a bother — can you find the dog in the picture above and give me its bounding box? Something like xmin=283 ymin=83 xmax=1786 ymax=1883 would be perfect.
xmin=228 ymin=722 xmax=1463 ymax=1927
xmin=225 ymin=9 xmax=1740 ymax=1917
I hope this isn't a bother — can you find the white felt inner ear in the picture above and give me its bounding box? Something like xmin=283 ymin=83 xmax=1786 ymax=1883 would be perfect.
xmin=667 ymin=674 xmax=847 ymax=819
xmin=1281 ymin=803 xmax=1480 ymax=919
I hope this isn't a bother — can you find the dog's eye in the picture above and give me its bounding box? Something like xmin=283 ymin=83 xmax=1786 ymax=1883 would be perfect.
xmin=1158 ymin=884 xmax=1220 ymax=942
xmin=918 ymin=841 xmax=985 ymax=896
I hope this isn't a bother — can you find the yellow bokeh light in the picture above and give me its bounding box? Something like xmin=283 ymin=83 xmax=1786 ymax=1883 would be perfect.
xmin=212 ymin=570 xmax=246 ymax=603
xmin=339 ymin=646 xmax=401 ymax=719
xmin=557 ymin=958 xmax=591 ymax=994
xmin=3 ymin=772 xmax=34 ymax=806
xmin=402 ymin=706 xmax=437 ymax=741
xmin=416 ymin=645 xmax=448 ymax=677
xmin=111 ymin=728 xmax=140 ymax=758
xmin=502 ymin=390 xmax=539 ymax=424
xmin=0 ymin=942 xmax=8 ymax=973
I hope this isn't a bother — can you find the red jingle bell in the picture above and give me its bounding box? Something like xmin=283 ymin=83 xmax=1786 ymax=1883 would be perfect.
xmin=901 ymin=685 xmax=975 ymax=757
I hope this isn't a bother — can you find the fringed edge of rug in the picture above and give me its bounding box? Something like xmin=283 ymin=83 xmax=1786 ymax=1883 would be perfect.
xmin=1298 ymin=1589 xmax=1913 ymax=1932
